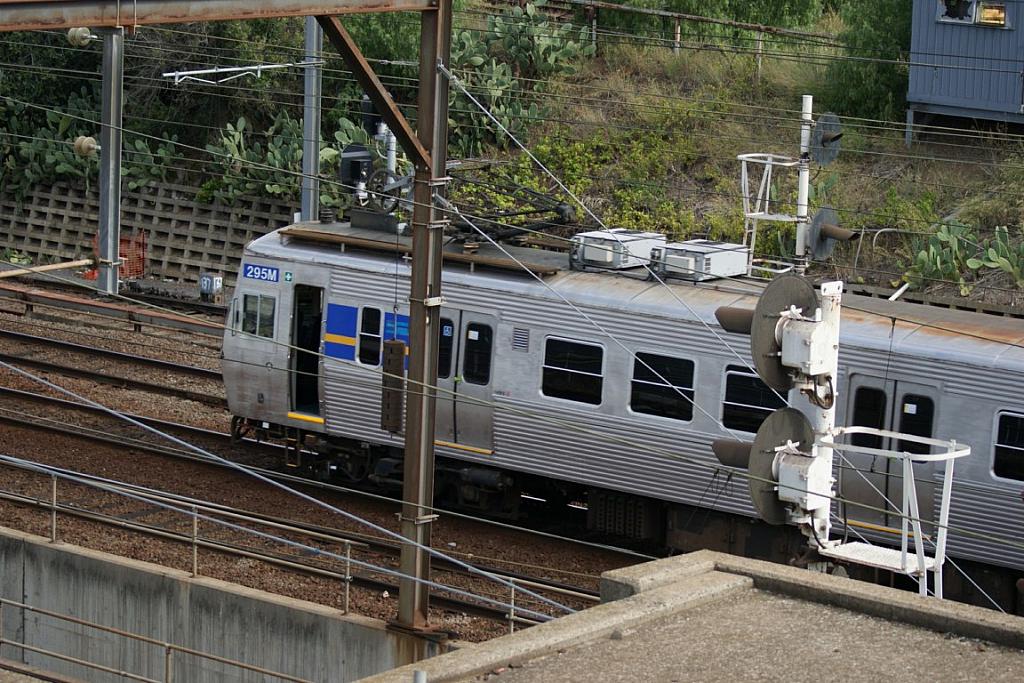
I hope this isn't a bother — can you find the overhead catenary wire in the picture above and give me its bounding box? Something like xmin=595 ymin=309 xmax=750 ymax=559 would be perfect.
xmin=8 ymin=112 xmax=1024 ymax=302
xmin=0 ymin=359 xmax=577 ymax=616
xmin=8 ymin=35 xmax=1024 ymax=170
xmin=2 ymin=21 xmax=1024 ymax=573
xmin=6 ymin=244 xmax=1024 ymax=559
xmin=0 ymin=452 xmax=558 ymax=621
xmin=19 ymin=17 xmax=1024 ymax=153
xmin=2 ymin=93 xmax=1024 ymax=475
xmin=0 ymin=375 xmax=656 ymax=563
xmin=7 ymin=86 xmax=1024 ymax=324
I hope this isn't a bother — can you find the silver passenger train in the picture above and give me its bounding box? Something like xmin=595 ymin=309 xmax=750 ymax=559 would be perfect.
xmin=223 ymin=220 xmax=1024 ymax=610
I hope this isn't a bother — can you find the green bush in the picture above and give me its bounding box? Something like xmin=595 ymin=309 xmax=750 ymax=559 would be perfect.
xmin=906 ymin=220 xmax=977 ymax=294
xmin=967 ymin=226 xmax=1024 ymax=289
xmin=202 ymin=111 xmax=365 ymax=206
xmin=448 ymin=1 xmax=594 ymax=156
xmin=823 ymin=1 xmax=912 ymax=120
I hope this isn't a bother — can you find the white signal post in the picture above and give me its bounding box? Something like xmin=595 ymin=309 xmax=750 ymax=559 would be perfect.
xmin=794 ymin=94 xmax=813 ymax=265
xmin=770 ymin=280 xmax=843 ymax=548
xmin=774 ymin=281 xmax=843 ymax=547
xmin=731 ymin=277 xmax=971 ymax=597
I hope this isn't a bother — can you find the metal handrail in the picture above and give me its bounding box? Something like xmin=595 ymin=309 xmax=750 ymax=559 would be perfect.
xmin=0 ymin=598 xmax=313 ymax=683
xmin=0 ymin=459 xmax=362 ymax=612
xmin=821 ymin=427 xmax=972 ymax=598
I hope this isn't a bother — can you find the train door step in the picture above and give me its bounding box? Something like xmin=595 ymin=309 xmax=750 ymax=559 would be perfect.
xmin=285 ymin=431 xmax=308 ymax=468
xmin=818 ymin=542 xmax=936 ymax=575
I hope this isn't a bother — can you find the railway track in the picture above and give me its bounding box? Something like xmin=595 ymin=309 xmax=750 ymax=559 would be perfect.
xmin=0 ymin=459 xmax=588 ymax=625
xmin=0 ymin=281 xmax=223 ymax=337
xmin=0 ymin=329 xmax=224 ymax=406
xmin=0 ymin=387 xmax=600 ymax=625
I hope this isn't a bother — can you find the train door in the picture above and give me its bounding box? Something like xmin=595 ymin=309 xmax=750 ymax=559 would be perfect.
xmin=435 ymin=312 xmax=458 ymax=443
xmin=841 ymin=375 xmax=939 ymax=534
xmin=225 ymin=283 xmax=284 ymax=418
xmin=289 ymin=284 xmax=324 ymax=417
xmin=434 ymin=309 xmax=495 ymax=453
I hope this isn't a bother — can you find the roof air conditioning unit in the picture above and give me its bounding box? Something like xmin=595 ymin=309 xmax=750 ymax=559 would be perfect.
xmin=652 ymin=240 xmax=749 ymax=281
xmin=570 ymin=229 xmax=666 ymax=270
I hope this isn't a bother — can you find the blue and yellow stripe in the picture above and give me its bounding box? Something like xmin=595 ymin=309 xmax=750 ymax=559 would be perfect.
xmin=324 ymin=303 xmax=358 ymax=360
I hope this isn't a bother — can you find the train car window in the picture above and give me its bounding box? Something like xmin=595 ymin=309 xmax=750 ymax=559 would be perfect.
xmin=630 ymin=353 xmax=694 ymax=421
xmin=542 ymin=338 xmax=603 ymax=405
xmin=897 ymin=395 xmax=934 ymax=455
xmin=851 ymin=387 xmax=887 ymax=449
xmin=358 ymin=307 xmax=383 ymax=365
xmin=994 ymin=413 xmax=1024 ymax=481
xmin=437 ymin=318 xmax=454 ymax=379
xmin=242 ymin=294 xmax=275 ymax=339
xmin=722 ymin=364 xmax=786 ymax=433
xmin=462 ymin=323 xmax=493 ymax=385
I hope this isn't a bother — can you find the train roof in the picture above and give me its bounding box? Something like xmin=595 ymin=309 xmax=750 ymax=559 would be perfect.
xmin=245 ymin=223 xmax=1024 ymax=372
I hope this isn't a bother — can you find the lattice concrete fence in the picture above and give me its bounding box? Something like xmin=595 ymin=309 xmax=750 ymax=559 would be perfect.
xmin=0 ymin=182 xmax=297 ymax=284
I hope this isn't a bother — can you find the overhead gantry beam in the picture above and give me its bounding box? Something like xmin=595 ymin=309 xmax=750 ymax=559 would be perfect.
xmin=0 ymin=0 xmax=436 ymax=31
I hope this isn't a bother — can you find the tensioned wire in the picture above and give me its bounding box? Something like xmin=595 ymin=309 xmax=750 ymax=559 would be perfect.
xmin=6 ymin=241 xmax=1024 ymax=559
xmin=4 ymin=92 xmax=1019 ymax=518
xmin=438 ymin=59 xmax=797 ymax=412
xmin=0 ymin=391 xmax=655 ymax=562
xmin=8 ymin=33 xmax=1024 ymax=573
xmin=123 ymin=8 xmax=1024 ymax=77
xmin=0 ymin=452 xmax=558 ymax=621
xmin=21 ymin=20 xmax=1024 ymax=149
xmin=0 ymin=359 xmax=576 ymax=616
xmin=439 ymin=187 xmax=1016 ymax=604
xmin=5 ymin=91 xmax=1024 ymax=329
xmin=106 ymin=14 xmax=1015 ymax=147
xmin=7 ymin=59 xmax=1024 ymax=214
xmin=5 ymin=127 xmax=1023 ymax=301
xmin=9 ymin=36 xmax=1024 ymax=161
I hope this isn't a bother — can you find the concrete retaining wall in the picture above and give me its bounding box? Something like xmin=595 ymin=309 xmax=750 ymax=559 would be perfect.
xmin=0 ymin=527 xmax=443 ymax=682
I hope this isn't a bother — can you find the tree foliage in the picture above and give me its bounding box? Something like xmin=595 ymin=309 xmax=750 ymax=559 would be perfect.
xmin=822 ymin=1 xmax=912 ymax=119
xmin=599 ymin=0 xmax=822 ymax=38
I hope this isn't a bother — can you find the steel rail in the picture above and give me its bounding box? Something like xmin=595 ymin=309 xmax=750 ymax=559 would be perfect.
xmin=0 ymin=352 xmax=225 ymax=406
xmin=0 ymin=328 xmax=221 ymax=379
xmin=0 ymin=474 xmax=553 ymax=624
xmin=0 ymin=281 xmax=222 ymax=337
xmin=0 ymin=393 xmax=599 ymax=606
xmin=123 ymin=291 xmax=228 ymax=317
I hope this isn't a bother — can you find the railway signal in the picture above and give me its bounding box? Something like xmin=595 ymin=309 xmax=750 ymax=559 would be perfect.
xmin=806 ymin=207 xmax=858 ymax=261
xmin=714 ymin=276 xmax=971 ymax=597
xmin=738 ymin=96 xmax=858 ymax=274
xmin=715 ymin=275 xmax=842 ymax=542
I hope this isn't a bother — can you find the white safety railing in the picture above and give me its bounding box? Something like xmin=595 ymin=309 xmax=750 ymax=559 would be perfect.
xmin=817 ymin=428 xmax=971 ymax=598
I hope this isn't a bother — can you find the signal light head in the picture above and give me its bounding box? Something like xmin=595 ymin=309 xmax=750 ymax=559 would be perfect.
xmin=715 ymin=307 xmax=754 ymax=335
xmin=712 ymin=439 xmax=752 ymax=469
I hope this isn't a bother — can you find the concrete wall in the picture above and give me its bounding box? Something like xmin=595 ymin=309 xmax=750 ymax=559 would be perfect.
xmin=0 ymin=527 xmax=443 ymax=682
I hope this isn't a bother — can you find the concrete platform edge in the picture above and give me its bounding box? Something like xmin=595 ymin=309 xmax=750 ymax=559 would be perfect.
xmin=706 ymin=552 xmax=1024 ymax=649
xmin=358 ymin=570 xmax=753 ymax=683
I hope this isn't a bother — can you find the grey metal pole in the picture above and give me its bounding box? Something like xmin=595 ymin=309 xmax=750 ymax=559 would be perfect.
xmin=301 ymin=16 xmax=323 ymax=222
xmin=397 ymin=0 xmax=452 ymax=631
xmin=97 ymin=27 xmax=124 ymax=295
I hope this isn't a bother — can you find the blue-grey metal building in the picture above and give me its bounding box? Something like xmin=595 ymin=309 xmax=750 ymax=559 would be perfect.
xmin=907 ymin=1 xmax=1023 ymax=139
